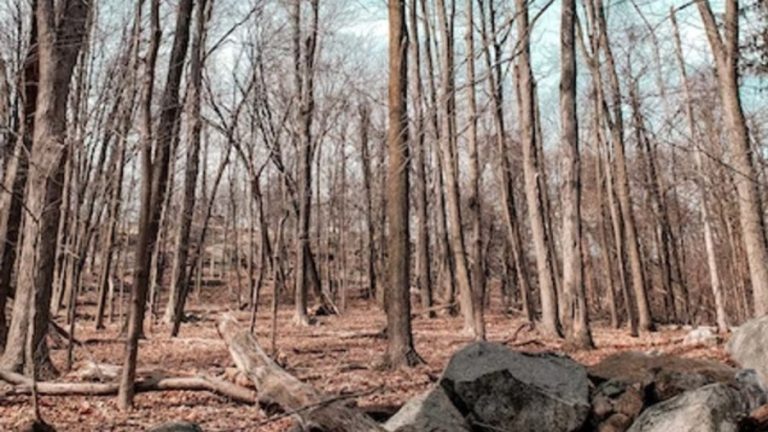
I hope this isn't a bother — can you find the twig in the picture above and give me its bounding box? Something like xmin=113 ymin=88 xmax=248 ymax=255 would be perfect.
xmin=254 ymin=386 xmax=381 ymax=427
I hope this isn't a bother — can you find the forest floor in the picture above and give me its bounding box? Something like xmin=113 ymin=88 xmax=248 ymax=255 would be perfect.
xmin=0 ymin=287 xmax=730 ymax=431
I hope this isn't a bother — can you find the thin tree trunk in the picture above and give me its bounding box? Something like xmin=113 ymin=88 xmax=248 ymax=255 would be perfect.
xmin=435 ymin=0 xmax=478 ymax=338
xmin=408 ymin=0 xmax=433 ymax=317
xmin=118 ymin=0 xmax=193 ymax=409
xmin=165 ymin=0 xmax=210 ymax=326
xmin=671 ymin=8 xmax=727 ymax=331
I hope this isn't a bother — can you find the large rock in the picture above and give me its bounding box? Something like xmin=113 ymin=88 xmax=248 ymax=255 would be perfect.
xmin=384 ymin=386 xmax=471 ymax=432
xmin=728 ymin=315 xmax=768 ymax=387
xmin=438 ymin=342 xmax=590 ymax=432
xmin=589 ymin=351 xmax=740 ymax=403
xmin=626 ymin=383 xmax=747 ymax=432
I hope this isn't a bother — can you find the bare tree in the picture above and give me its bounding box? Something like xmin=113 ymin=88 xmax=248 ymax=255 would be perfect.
xmin=515 ymin=0 xmax=561 ymax=338
xmin=697 ymin=0 xmax=768 ymax=317
xmin=560 ymin=0 xmax=593 ymax=348
xmin=118 ymin=0 xmax=193 ymax=409
xmin=0 ymin=0 xmax=90 ymax=375
xmin=383 ymin=0 xmax=421 ymax=368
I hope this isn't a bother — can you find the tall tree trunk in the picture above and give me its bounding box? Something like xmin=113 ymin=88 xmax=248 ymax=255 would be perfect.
xmin=593 ymin=0 xmax=653 ymax=331
xmin=0 ymin=0 xmax=90 ymax=376
xmin=464 ymin=0 xmax=485 ymax=339
xmin=358 ymin=103 xmax=377 ymax=300
xmin=515 ymin=0 xmax=561 ymax=338
xmin=118 ymin=0 xmax=193 ymax=409
xmin=560 ymin=0 xmax=593 ymax=348
xmin=477 ymin=0 xmax=533 ymax=323
xmin=421 ymin=0 xmax=453 ymax=310
xmin=165 ymin=0 xmax=210 ymax=328
xmin=697 ymin=0 xmax=768 ymax=317
xmin=0 ymin=10 xmax=37 ymax=350
xmin=408 ymin=0 xmax=433 ymax=316
xmin=293 ymin=0 xmax=321 ymax=325
xmin=435 ymin=0 xmax=478 ymax=338
xmin=671 ymin=7 xmax=725 ymax=330
xmin=383 ymin=0 xmax=420 ymax=368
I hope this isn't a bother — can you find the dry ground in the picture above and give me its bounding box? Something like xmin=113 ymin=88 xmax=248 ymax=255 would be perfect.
xmin=0 ymin=289 xmax=729 ymax=431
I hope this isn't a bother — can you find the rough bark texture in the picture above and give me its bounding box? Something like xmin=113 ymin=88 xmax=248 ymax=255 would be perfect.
xmin=515 ymin=0 xmax=561 ymax=338
xmin=560 ymin=0 xmax=593 ymax=349
xmin=165 ymin=0 xmax=210 ymax=329
xmin=697 ymin=0 xmax=768 ymax=317
xmin=384 ymin=0 xmax=420 ymax=368
xmin=119 ymin=0 xmax=193 ymax=409
xmin=436 ymin=0 xmax=478 ymax=338
xmin=1 ymin=0 xmax=90 ymax=376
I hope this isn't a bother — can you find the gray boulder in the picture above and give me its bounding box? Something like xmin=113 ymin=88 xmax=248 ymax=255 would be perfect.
xmin=728 ymin=315 xmax=768 ymax=387
xmin=438 ymin=342 xmax=590 ymax=432
xmin=626 ymin=383 xmax=747 ymax=432
xmin=384 ymin=386 xmax=471 ymax=432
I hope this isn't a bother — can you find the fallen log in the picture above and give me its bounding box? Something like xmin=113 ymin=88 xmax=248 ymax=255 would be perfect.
xmin=0 ymin=369 xmax=256 ymax=404
xmin=217 ymin=313 xmax=385 ymax=431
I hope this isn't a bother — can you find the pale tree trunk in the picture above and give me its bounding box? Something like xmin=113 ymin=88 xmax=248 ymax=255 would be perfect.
xmin=560 ymin=0 xmax=593 ymax=348
xmin=0 ymin=11 xmax=37 ymax=350
xmin=408 ymin=0 xmax=433 ymax=316
xmin=477 ymin=0 xmax=533 ymax=323
xmin=420 ymin=0 xmax=453 ymax=309
xmin=165 ymin=0 xmax=210 ymax=327
xmin=383 ymin=0 xmax=421 ymax=368
xmin=118 ymin=0 xmax=193 ymax=409
xmin=464 ymin=0 xmax=485 ymax=339
xmin=435 ymin=0 xmax=479 ymax=338
xmin=0 ymin=0 xmax=90 ymax=376
xmin=576 ymin=12 xmax=637 ymax=335
xmin=592 ymin=0 xmax=653 ymax=331
xmin=671 ymin=7 xmax=726 ymax=330
xmin=697 ymin=0 xmax=768 ymax=317
xmin=293 ymin=0 xmax=322 ymax=325
xmin=515 ymin=0 xmax=561 ymax=338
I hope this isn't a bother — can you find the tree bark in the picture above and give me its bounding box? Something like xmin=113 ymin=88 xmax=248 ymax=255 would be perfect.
xmin=118 ymin=0 xmax=193 ymax=409
xmin=383 ymin=0 xmax=421 ymax=368
xmin=515 ymin=0 xmax=561 ymax=338
xmin=218 ymin=314 xmax=385 ymax=431
xmin=697 ymin=0 xmax=768 ymax=317
xmin=560 ymin=0 xmax=593 ymax=348
xmin=436 ymin=0 xmax=479 ymax=338
xmin=0 ymin=0 xmax=90 ymax=376
xmin=165 ymin=0 xmax=210 ymax=327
